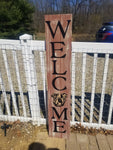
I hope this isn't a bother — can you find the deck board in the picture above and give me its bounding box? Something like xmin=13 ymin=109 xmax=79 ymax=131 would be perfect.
xmin=76 ymin=133 xmax=89 ymax=150
xmin=96 ymin=134 xmax=110 ymax=150
xmin=107 ymin=135 xmax=113 ymax=150
xmin=88 ymin=135 xmax=99 ymax=150
xmin=66 ymin=133 xmax=80 ymax=150
xmin=66 ymin=133 xmax=113 ymax=150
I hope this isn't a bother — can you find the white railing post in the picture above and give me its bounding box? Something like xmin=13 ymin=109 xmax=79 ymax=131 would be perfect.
xmin=19 ymin=34 xmax=41 ymax=125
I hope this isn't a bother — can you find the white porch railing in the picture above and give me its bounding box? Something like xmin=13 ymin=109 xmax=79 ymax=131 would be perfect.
xmin=0 ymin=34 xmax=113 ymax=130
xmin=71 ymin=42 xmax=113 ymax=130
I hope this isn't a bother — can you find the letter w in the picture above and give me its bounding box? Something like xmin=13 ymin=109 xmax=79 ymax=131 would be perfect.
xmin=45 ymin=20 xmax=71 ymax=39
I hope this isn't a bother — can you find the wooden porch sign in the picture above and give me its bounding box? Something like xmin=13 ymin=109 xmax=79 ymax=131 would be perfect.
xmin=45 ymin=14 xmax=72 ymax=138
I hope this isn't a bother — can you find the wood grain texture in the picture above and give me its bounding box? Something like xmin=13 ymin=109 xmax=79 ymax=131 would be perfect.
xmin=66 ymin=133 xmax=80 ymax=150
xmin=76 ymin=133 xmax=89 ymax=150
xmin=88 ymin=135 xmax=99 ymax=150
xmin=107 ymin=135 xmax=113 ymax=150
xmin=45 ymin=14 xmax=72 ymax=138
xmin=96 ymin=134 xmax=110 ymax=150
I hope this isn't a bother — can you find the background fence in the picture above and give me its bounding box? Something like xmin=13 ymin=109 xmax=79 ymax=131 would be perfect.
xmin=0 ymin=34 xmax=113 ymax=130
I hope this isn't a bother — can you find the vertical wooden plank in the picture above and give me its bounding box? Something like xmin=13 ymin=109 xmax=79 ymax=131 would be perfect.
xmin=81 ymin=53 xmax=86 ymax=122
xmin=71 ymin=52 xmax=76 ymax=123
xmin=39 ymin=52 xmax=46 ymax=109
xmin=12 ymin=50 xmax=27 ymax=117
xmin=107 ymin=86 xmax=113 ymax=124
xmin=99 ymin=54 xmax=109 ymax=124
xmin=90 ymin=53 xmax=98 ymax=123
xmin=29 ymin=48 xmax=41 ymax=123
xmin=21 ymin=45 xmax=34 ymax=118
xmin=2 ymin=49 xmax=19 ymax=116
xmin=20 ymin=35 xmax=41 ymax=124
xmin=0 ymin=71 xmax=11 ymax=115
xmin=30 ymin=50 xmax=41 ymax=122
xmin=45 ymin=14 xmax=72 ymax=138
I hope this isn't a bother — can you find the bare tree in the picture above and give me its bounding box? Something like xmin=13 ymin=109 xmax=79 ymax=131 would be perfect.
xmin=32 ymin=0 xmax=113 ymax=34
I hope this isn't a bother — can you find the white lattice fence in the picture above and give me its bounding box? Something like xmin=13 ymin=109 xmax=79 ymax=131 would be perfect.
xmin=0 ymin=35 xmax=113 ymax=130
xmin=0 ymin=34 xmax=46 ymax=125
xmin=71 ymin=42 xmax=113 ymax=130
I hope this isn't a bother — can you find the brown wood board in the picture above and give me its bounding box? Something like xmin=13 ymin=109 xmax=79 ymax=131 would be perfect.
xmin=45 ymin=14 xmax=72 ymax=138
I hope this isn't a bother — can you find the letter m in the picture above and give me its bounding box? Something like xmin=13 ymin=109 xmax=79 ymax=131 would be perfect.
xmin=51 ymin=107 xmax=68 ymax=120
xmin=45 ymin=20 xmax=71 ymax=39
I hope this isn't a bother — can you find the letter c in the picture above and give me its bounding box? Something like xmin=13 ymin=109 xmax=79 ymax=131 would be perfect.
xmin=52 ymin=76 xmax=67 ymax=91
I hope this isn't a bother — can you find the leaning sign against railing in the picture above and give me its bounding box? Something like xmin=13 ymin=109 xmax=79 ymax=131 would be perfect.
xmin=45 ymin=14 xmax=72 ymax=138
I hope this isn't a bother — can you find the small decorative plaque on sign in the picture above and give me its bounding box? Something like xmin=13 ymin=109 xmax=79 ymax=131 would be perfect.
xmin=45 ymin=14 xmax=72 ymax=138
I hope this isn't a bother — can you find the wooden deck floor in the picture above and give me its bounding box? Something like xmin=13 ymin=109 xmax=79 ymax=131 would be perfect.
xmin=66 ymin=133 xmax=113 ymax=150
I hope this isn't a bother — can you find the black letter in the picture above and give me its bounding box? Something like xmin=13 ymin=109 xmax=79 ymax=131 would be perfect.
xmin=52 ymin=107 xmax=68 ymax=120
xmin=45 ymin=20 xmax=71 ymax=39
xmin=52 ymin=60 xmax=67 ymax=75
xmin=52 ymin=76 xmax=67 ymax=91
xmin=51 ymin=42 xmax=66 ymax=58
xmin=53 ymin=121 xmax=66 ymax=133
